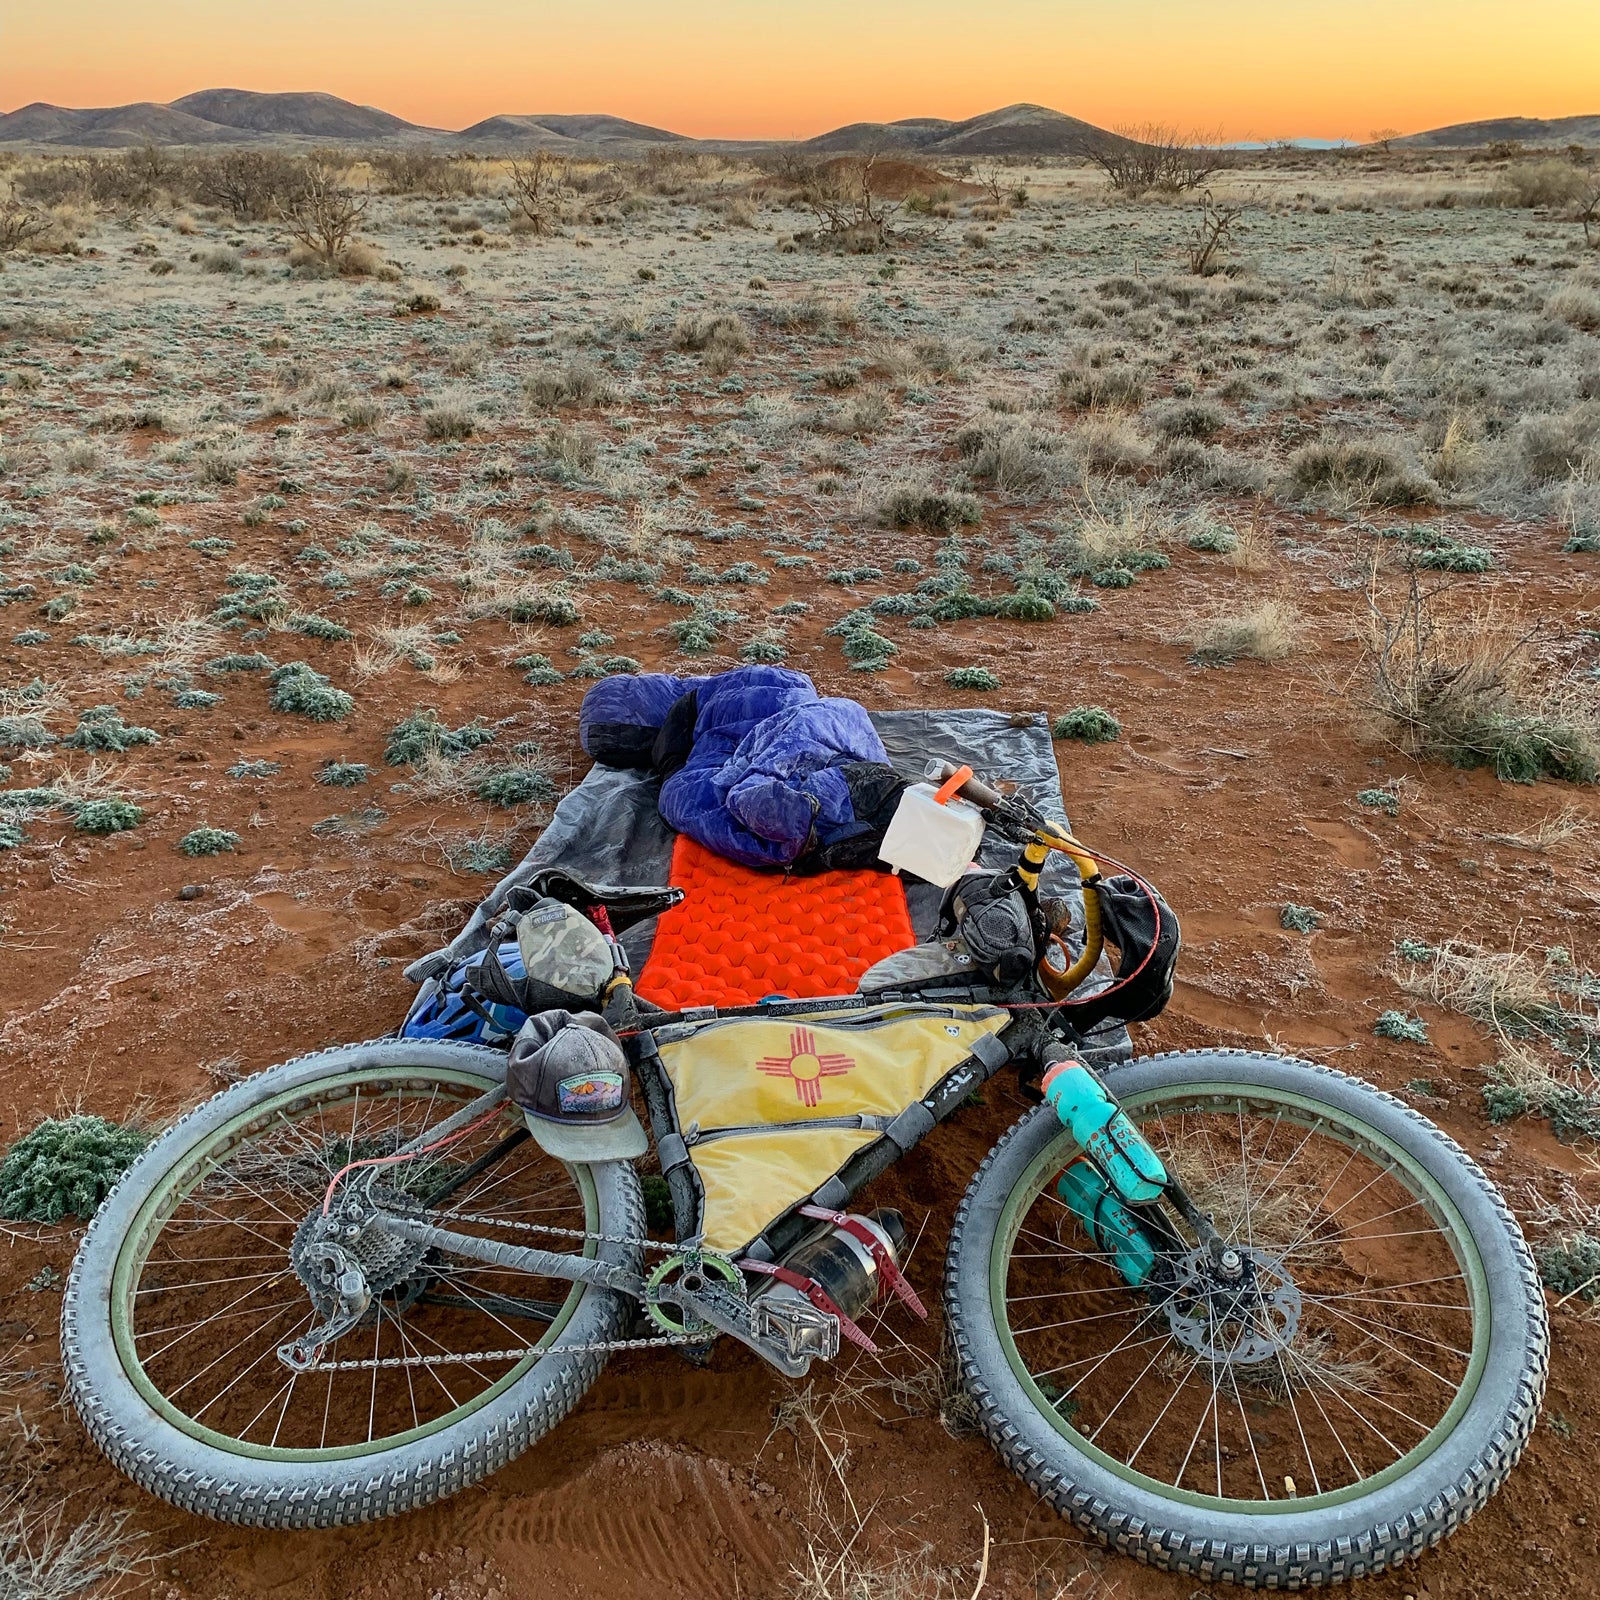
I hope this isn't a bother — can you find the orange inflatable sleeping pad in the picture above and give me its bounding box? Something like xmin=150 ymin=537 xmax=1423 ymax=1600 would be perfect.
xmin=634 ymin=834 xmax=916 ymax=1011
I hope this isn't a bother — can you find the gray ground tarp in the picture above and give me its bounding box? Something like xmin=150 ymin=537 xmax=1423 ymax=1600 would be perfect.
xmin=404 ymin=705 xmax=1127 ymax=1058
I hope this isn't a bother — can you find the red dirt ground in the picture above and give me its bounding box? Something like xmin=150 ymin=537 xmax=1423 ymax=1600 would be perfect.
xmin=2 ymin=469 xmax=1597 ymax=1600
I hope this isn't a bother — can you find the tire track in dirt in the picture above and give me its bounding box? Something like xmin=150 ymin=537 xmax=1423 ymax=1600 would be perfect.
xmin=482 ymin=1440 xmax=795 ymax=1600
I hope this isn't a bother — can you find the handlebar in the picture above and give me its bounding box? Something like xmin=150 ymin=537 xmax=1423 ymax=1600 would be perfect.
xmin=925 ymin=759 xmax=1105 ymax=1001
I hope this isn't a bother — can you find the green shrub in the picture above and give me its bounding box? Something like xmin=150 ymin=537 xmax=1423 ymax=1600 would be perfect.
xmin=0 ymin=787 xmax=67 ymax=810
xmin=740 ymin=636 xmax=787 ymax=664
xmin=269 ymin=662 xmax=354 ymax=722
xmin=1187 ymin=524 xmax=1239 ymax=553
xmin=1357 ymin=786 xmax=1400 ymax=815
xmin=318 ymin=761 xmax=370 ymax=787
xmin=1281 ymin=903 xmax=1321 ymax=933
xmin=508 ymin=590 xmax=580 ymax=626
xmin=206 ymin=652 xmax=274 ymax=675
xmin=178 ymin=826 xmax=239 ymax=857
xmin=173 ymin=688 xmax=222 ymax=709
xmin=290 ymin=612 xmax=353 ymax=641
xmin=74 ymin=797 xmax=143 ymax=835
xmin=0 ymin=715 xmax=56 ymax=750
xmin=669 ymin=602 xmax=739 ymax=655
xmin=515 ymin=653 xmax=565 ymax=687
xmin=65 ymin=705 xmax=159 ymax=752
xmin=641 ymin=1172 xmax=674 ymax=1233
xmin=0 ymin=1114 xmax=149 ymax=1221
xmin=475 ymin=764 xmax=557 ymax=807
xmin=0 ymin=819 xmax=24 ymax=850
xmin=385 ymin=708 xmax=495 ymax=766
xmin=946 ymin=666 xmax=1001 ymax=690
xmin=1413 ymin=543 xmax=1493 ymax=573
xmin=994 ymin=588 xmax=1055 ymax=621
xmin=1536 ymin=1232 xmax=1600 ymax=1301
xmin=1374 ymin=1010 xmax=1428 ymax=1043
xmin=227 ymin=759 xmax=280 ymax=778
xmin=1052 ymin=706 xmax=1120 ymax=743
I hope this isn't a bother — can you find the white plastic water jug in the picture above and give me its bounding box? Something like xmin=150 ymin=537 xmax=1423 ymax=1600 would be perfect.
xmin=877 ymin=782 xmax=986 ymax=887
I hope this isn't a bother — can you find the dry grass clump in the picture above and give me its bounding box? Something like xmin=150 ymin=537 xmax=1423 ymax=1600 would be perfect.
xmin=955 ymin=418 xmax=1076 ymax=497
xmin=523 ymin=358 xmax=618 ymax=410
xmin=672 ymin=310 xmax=750 ymax=375
xmin=1492 ymin=161 xmax=1591 ymax=210
xmin=1547 ymin=283 xmax=1600 ymax=333
xmin=1516 ymin=401 xmax=1600 ymax=484
xmin=1362 ymin=574 xmax=1600 ymax=782
xmin=1286 ymin=434 xmax=1439 ymax=509
xmin=1393 ymin=939 xmax=1574 ymax=1036
xmin=0 ymin=1492 xmax=149 ymax=1600
xmin=1183 ymin=598 xmax=1300 ymax=665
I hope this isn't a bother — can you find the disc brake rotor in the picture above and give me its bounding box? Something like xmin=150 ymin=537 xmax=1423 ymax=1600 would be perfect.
xmin=1163 ymin=1247 xmax=1301 ymax=1366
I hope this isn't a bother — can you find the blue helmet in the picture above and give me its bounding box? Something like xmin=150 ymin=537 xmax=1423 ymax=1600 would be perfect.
xmin=400 ymin=942 xmax=529 ymax=1044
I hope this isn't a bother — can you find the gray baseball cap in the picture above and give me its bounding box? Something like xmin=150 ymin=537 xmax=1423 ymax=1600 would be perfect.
xmin=507 ymin=1010 xmax=648 ymax=1163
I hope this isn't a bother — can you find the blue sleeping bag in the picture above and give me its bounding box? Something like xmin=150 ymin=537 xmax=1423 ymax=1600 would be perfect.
xmin=580 ymin=666 xmax=895 ymax=870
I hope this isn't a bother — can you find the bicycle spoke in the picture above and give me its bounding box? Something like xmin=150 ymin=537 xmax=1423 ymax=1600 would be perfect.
xmin=122 ymin=1069 xmax=595 ymax=1457
xmin=1002 ymin=1086 xmax=1480 ymax=1509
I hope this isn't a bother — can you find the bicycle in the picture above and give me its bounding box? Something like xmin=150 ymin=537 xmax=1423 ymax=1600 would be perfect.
xmin=63 ymin=762 xmax=1546 ymax=1587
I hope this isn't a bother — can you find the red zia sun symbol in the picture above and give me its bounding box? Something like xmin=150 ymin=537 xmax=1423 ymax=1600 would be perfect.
xmin=755 ymin=1027 xmax=855 ymax=1108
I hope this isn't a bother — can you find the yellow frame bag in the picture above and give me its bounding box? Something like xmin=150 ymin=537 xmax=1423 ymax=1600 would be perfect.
xmin=647 ymin=1001 xmax=1009 ymax=1253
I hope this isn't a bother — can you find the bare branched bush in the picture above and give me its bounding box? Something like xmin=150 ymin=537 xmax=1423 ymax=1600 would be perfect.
xmin=504 ymin=151 xmax=570 ymax=237
xmin=1077 ymin=123 xmax=1228 ymax=197
xmin=782 ymin=151 xmax=900 ymax=251
xmin=285 ymin=158 xmax=369 ymax=272
xmin=1579 ymin=172 xmax=1600 ymax=249
xmin=0 ymin=194 xmax=50 ymax=253
xmin=369 ymin=149 xmax=476 ymax=198
xmin=192 ymin=149 xmax=302 ymax=222
xmin=1187 ymin=189 xmax=1243 ymax=276
xmin=1361 ymin=571 xmax=1599 ymax=782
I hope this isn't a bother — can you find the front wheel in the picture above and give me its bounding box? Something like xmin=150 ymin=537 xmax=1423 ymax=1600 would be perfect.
xmin=63 ymin=1038 xmax=643 ymax=1528
xmin=945 ymin=1049 xmax=1547 ymax=1588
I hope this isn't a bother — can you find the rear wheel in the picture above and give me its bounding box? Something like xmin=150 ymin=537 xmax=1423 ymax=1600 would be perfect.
xmin=64 ymin=1039 xmax=643 ymax=1527
xmin=946 ymin=1050 xmax=1546 ymax=1588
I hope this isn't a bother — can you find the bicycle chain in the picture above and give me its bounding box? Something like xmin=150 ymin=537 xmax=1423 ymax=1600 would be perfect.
xmin=299 ymin=1207 xmax=732 ymax=1373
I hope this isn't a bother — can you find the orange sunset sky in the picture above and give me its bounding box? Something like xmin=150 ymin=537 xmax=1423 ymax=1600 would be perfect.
xmin=5 ymin=0 xmax=1599 ymax=141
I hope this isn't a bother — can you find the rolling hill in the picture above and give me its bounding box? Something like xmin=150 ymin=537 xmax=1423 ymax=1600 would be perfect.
xmin=451 ymin=113 xmax=688 ymax=149
xmin=802 ymin=103 xmax=1117 ymax=156
xmin=1395 ymin=113 xmax=1600 ymax=149
xmin=169 ymin=89 xmax=430 ymax=140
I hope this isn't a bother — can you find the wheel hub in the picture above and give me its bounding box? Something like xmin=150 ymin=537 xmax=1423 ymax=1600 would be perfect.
xmin=1163 ymin=1246 xmax=1301 ymax=1366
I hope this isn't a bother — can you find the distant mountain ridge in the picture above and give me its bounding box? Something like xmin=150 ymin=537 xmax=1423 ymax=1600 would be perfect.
xmin=0 ymin=89 xmax=1595 ymax=153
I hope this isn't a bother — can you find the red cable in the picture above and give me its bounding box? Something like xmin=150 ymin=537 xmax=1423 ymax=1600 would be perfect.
xmin=321 ymin=1103 xmax=508 ymax=1216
